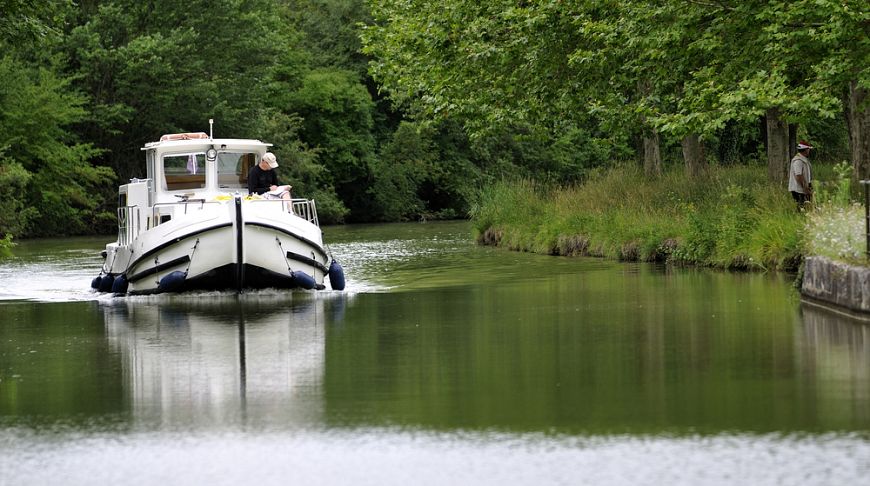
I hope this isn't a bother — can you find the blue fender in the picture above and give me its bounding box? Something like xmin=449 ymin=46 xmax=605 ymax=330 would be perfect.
xmin=91 ymin=275 xmax=102 ymax=289
xmin=158 ymin=271 xmax=187 ymax=293
xmin=328 ymin=260 xmax=346 ymax=291
xmin=98 ymin=275 xmax=115 ymax=293
xmin=111 ymin=274 xmax=129 ymax=294
xmin=291 ymin=271 xmax=316 ymax=290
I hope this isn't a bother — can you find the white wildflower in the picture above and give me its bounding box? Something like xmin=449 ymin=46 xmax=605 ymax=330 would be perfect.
xmin=806 ymin=202 xmax=865 ymax=261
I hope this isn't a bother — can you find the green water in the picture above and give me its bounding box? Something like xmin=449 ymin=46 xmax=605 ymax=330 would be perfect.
xmin=0 ymin=221 xmax=868 ymax=484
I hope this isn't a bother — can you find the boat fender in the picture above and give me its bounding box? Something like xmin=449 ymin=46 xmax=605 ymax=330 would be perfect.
xmin=98 ymin=275 xmax=115 ymax=293
xmin=291 ymin=271 xmax=316 ymax=290
xmin=328 ymin=260 xmax=346 ymax=291
xmin=158 ymin=271 xmax=187 ymax=293
xmin=111 ymin=274 xmax=129 ymax=294
xmin=91 ymin=275 xmax=102 ymax=289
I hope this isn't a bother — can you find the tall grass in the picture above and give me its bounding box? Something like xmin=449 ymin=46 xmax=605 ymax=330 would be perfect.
xmin=471 ymin=163 xmax=810 ymax=271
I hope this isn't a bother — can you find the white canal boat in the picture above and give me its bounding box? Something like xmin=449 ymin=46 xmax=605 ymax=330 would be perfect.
xmin=92 ymin=126 xmax=345 ymax=295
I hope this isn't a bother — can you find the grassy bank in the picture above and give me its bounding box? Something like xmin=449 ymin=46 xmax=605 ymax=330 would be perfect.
xmin=471 ymin=163 xmax=860 ymax=272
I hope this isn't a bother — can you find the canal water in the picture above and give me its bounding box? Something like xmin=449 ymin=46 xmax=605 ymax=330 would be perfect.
xmin=0 ymin=221 xmax=868 ymax=485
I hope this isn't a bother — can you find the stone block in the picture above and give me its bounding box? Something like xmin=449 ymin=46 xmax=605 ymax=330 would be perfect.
xmin=802 ymin=256 xmax=870 ymax=313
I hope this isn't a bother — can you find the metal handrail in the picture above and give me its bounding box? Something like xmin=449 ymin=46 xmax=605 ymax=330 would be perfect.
xmin=248 ymin=198 xmax=319 ymax=226
xmin=117 ymin=206 xmax=141 ymax=245
xmin=292 ymin=198 xmax=319 ymax=226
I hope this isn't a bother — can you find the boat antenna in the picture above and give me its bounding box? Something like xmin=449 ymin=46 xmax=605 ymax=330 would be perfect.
xmin=209 ymin=119 xmax=214 ymax=139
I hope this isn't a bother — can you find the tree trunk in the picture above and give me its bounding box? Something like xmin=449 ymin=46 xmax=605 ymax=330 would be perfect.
xmin=760 ymin=116 xmax=768 ymax=154
xmin=681 ymin=134 xmax=706 ymax=179
xmin=788 ymin=123 xmax=798 ymax=158
xmin=765 ymin=107 xmax=789 ymax=183
xmin=637 ymin=79 xmax=662 ymax=177
xmin=643 ymin=130 xmax=662 ymax=177
xmin=847 ymin=81 xmax=870 ymax=179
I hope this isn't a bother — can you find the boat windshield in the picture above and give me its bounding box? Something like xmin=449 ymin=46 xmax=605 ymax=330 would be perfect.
xmin=217 ymin=151 xmax=258 ymax=190
xmin=163 ymin=153 xmax=206 ymax=191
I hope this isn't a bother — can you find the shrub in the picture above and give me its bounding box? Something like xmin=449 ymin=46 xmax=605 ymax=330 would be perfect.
xmin=0 ymin=233 xmax=14 ymax=258
xmin=0 ymin=159 xmax=38 ymax=237
xmin=472 ymin=164 xmax=808 ymax=271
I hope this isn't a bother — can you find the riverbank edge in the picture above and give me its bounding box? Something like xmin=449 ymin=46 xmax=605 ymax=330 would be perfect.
xmin=475 ymin=225 xmax=798 ymax=270
xmin=479 ymin=227 xmax=870 ymax=316
xmin=802 ymin=256 xmax=870 ymax=315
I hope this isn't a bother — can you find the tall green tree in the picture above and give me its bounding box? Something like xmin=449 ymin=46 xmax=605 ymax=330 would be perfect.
xmin=0 ymin=0 xmax=67 ymax=46
xmin=286 ymin=67 xmax=378 ymax=220
xmin=363 ymin=1 xmax=669 ymax=175
xmin=0 ymin=1 xmax=114 ymax=238
xmin=285 ymin=0 xmax=372 ymax=78
xmin=64 ymin=0 xmax=307 ymax=180
xmin=628 ymin=1 xmax=867 ymax=181
xmin=363 ymin=0 xmax=867 ymax=181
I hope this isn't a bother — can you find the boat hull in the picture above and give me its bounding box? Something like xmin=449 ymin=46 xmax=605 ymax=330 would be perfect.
xmin=102 ymin=197 xmax=329 ymax=294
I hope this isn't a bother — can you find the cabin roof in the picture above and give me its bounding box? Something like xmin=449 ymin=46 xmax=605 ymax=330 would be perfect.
xmin=142 ymin=138 xmax=272 ymax=151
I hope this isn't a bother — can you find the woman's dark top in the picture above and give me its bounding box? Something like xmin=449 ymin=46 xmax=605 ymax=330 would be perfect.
xmin=247 ymin=165 xmax=279 ymax=194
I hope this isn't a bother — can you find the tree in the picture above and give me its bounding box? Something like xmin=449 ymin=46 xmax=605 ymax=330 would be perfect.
xmin=258 ymin=110 xmax=349 ymax=224
xmin=0 ymin=0 xmax=67 ymax=47
xmin=0 ymin=1 xmax=114 ymax=238
xmin=0 ymin=55 xmax=114 ymax=236
xmin=285 ymin=0 xmax=372 ymax=78
xmin=363 ymin=0 xmax=635 ymax=174
xmin=286 ymin=67 xmax=379 ymax=221
xmin=63 ymin=0 xmax=306 ymax=180
xmin=364 ymin=0 xmax=867 ymax=184
xmin=662 ymin=1 xmax=867 ymax=181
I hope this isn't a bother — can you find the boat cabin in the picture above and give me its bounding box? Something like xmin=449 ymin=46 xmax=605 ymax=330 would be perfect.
xmin=115 ymin=133 xmax=277 ymax=244
xmin=144 ymin=132 xmax=271 ymax=200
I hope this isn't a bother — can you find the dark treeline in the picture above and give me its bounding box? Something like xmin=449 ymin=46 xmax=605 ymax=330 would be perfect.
xmin=1 ymin=0 xmax=868 ymax=241
xmin=1 ymin=0 xmax=483 ymax=238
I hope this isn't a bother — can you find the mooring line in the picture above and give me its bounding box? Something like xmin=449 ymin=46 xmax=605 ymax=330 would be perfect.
xmin=275 ymin=237 xmax=294 ymax=274
xmin=184 ymin=238 xmax=200 ymax=275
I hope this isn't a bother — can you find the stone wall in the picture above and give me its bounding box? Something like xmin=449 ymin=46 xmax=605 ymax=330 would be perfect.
xmin=802 ymin=256 xmax=870 ymax=313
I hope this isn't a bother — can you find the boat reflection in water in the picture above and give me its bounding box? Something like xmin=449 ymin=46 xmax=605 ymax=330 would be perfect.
xmin=101 ymin=292 xmax=348 ymax=429
xmin=799 ymin=301 xmax=870 ymax=426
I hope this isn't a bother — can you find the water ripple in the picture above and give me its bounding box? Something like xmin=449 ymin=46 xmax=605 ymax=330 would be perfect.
xmin=0 ymin=428 xmax=867 ymax=485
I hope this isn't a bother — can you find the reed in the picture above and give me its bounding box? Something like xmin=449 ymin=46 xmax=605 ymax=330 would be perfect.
xmin=472 ymin=163 xmax=818 ymax=271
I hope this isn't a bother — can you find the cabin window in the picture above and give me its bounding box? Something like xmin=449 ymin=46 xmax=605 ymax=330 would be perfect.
xmin=217 ymin=152 xmax=257 ymax=189
xmin=163 ymin=153 xmax=206 ymax=191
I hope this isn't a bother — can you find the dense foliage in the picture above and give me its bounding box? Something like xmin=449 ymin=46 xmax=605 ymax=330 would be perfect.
xmin=364 ymin=0 xmax=868 ymax=176
xmin=472 ymin=164 xmax=837 ymax=271
xmin=0 ymin=0 xmax=479 ymax=242
xmin=471 ymin=160 xmax=863 ymax=270
xmin=0 ymin=0 xmax=867 ymax=247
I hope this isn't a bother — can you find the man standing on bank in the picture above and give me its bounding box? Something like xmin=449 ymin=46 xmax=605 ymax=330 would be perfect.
xmin=788 ymin=140 xmax=813 ymax=209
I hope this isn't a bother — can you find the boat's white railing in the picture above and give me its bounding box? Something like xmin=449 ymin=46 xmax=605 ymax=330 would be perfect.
xmin=117 ymin=206 xmax=141 ymax=245
xmin=248 ymin=198 xmax=319 ymax=226
xmin=292 ymin=198 xmax=319 ymax=226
